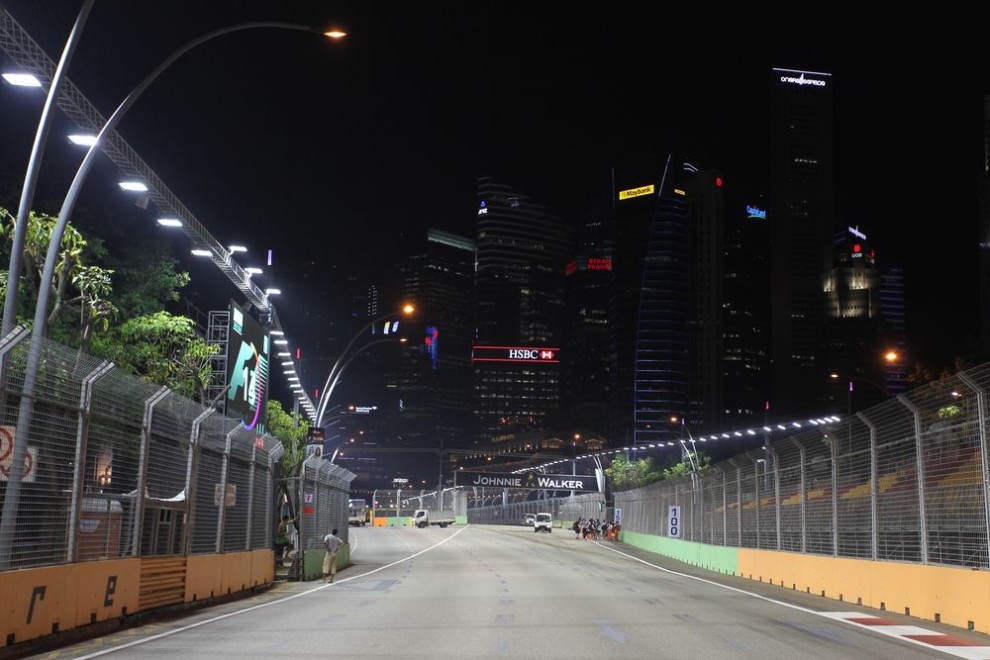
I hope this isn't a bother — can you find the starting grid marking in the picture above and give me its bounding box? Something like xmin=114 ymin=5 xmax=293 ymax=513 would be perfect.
xmin=821 ymin=612 xmax=990 ymax=658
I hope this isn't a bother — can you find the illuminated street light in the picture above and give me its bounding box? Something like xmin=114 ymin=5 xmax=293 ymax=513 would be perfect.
xmin=1 ymin=72 xmax=42 ymax=86
xmin=0 ymin=16 xmax=347 ymax=569
xmin=156 ymin=217 xmax=182 ymax=227
xmin=117 ymin=180 xmax=148 ymax=191
xmin=67 ymin=133 xmax=98 ymax=145
xmin=1 ymin=0 xmax=94 ymax=336
xmin=314 ymin=304 xmax=415 ymax=426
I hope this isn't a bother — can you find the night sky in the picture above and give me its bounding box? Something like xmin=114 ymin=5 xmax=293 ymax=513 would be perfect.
xmin=2 ymin=2 xmax=990 ymax=406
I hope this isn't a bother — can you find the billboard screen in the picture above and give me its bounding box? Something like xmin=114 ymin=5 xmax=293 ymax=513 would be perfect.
xmin=225 ymin=300 xmax=270 ymax=433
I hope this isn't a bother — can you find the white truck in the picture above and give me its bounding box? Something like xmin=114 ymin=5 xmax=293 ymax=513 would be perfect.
xmin=411 ymin=509 xmax=455 ymax=528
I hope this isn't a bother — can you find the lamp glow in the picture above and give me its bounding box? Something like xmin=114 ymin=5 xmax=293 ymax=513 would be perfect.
xmin=67 ymin=134 xmax=98 ymax=146
xmin=118 ymin=180 xmax=148 ymax=192
xmin=2 ymin=72 xmax=41 ymax=87
xmin=157 ymin=218 xmax=182 ymax=227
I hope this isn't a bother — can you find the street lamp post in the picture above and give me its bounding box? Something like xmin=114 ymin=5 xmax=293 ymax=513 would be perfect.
xmin=0 ymin=20 xmax=342 ymax=569
xmin=2 ymin=0 xmax=94 ymax=334
xmin=670 ymin=415 xmax=698 ymax=472
xmin=314 ymin=305 xmax=414 ymax=427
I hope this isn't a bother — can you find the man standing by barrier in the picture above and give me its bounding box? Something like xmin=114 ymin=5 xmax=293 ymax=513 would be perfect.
xmin=322 ymin=528 xmax=344 ymax=583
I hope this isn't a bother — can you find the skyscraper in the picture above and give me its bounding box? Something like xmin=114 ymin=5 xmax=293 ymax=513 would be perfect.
xmin=722 ymin=197 xmax=770 ymax=429
xmin=609 ymin=156 xmax=726 ymax=446
xmin=562 ymin=215 xmax=612 ymax=436
xmin=392 ymin=229 xmax=476 ymax=460
xmin=769 ymin=67 xmax=835 ymax=419
xmin=823 ymin=226 xmax=907 ymax=411
xmin=610 ymin=155 xmax=690 ymax=446
xmin=473 ymin=178 xmax=571 ymax=443
xmin=685 ymin=165 xmax=726 ymax=436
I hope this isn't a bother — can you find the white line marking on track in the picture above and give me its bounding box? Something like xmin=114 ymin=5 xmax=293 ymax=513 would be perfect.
xmin=593 ymin=541 xmax=990 ymax=658
xmin=71 ymin=525 xmax=469 ymax=659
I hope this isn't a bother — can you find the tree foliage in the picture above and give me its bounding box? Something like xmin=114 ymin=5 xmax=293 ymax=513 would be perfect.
xmin=266 ymin=399 xmax=311 ymax=472
xmin=89 ymin=311 xmax=218 ymax=402
xmin=0 ymin=205 xmax=213 ymax=398
xmin=105 ymin=243 xmax=190 ymax=319
xmin=605 ymin=450 xmax=713 ymax=491
xmin=605 ymin=453 xmax=664 ymax=491
xmin=0 ymin=207 xmax=117 ymax=348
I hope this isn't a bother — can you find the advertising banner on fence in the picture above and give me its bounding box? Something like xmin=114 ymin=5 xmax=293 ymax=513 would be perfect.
xmin=456 ymin=470 xmax=599 ymax=492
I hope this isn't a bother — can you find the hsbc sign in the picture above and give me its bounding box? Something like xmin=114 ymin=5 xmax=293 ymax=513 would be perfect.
xmin=509 ymin=349 xmax=555 ymax=360
xmin=473 ymin=345 xmax=560 ymax=364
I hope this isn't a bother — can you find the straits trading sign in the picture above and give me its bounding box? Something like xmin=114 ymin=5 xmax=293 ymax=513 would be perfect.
xmin=775 ymin=68 xmax=829 ymax=88
xmin=456 ymin=470 xmax=598 ymax=492
xmin=472 ymin=345 xmax=560 ymax=363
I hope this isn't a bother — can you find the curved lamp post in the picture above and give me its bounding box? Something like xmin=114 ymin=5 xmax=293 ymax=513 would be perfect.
xmin=0 ymin=21 xmax=344 ymax=568
xmin=314 ymin=304 xmax=414 ymax=427
xmin=318 ymin=336 xmax=405 ymax=430
xmin=2 ymin=0 xmax=95 ymax=334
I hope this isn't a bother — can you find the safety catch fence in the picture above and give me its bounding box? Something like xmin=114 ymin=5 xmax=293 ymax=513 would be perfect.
xmin=611 ymin=362 xmax=990 ymax=568
xmin=0 ymin=328 xmax=284 ymax=570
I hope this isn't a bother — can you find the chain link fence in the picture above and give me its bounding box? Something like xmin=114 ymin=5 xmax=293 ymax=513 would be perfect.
xmin=0 ymin=330 xmax=297 ymax=569
xmin=609 ymin=363 xmax=989 ymax=568
xmin=464 ymin=364 xmax=990 ymax=572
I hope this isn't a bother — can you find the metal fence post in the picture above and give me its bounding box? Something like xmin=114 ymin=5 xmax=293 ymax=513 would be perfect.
xmin=735 ymin=465 xmax=742 ymax=547
xmin=215 ymin=426 xmax=238 ymax=553
xmin=183 ymin=407 xmax=213 ymax=555
xmin=131 ymin=387 xmax=170 ymax=557
xmin=956 ymin=372 xmax=989 ymax=558
xmin=856 ymin=411 xmax=879 ymax=561
xmin=266 ymin=443 xmax=283 ymax=556
xmin=66 ymin=360 xmax=113 ymax=562
xmin=754 ymin=459 xmax=761 ymax=548
xmin=722 ymin=471 xmax=729 ymax=547
xmin=791 ymin=438 xmax=806 ymax=554
xmin=246 ymin=440 xmax=256 ymax=550
xmin=0 ymin=326 xmax=30 ymax=382
xmin=830 ymin=428 xmax=839 ymax=557
xmin=770 ymin=447 xmax=781 ymax=551
xmin=897 ymin=395 xmax=928 ymax=564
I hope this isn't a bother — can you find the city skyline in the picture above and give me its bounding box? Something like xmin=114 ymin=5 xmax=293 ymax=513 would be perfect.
xmin=1 ymin=3 xmax=989 ymax=411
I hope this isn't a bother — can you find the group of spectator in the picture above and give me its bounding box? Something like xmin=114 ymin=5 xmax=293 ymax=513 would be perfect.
xmin=572 ymin=517 xmax=620 ymax=541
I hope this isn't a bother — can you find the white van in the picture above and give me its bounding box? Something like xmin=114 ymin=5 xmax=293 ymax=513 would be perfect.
xmin=533 ymin=512 xmax=552 ymax=533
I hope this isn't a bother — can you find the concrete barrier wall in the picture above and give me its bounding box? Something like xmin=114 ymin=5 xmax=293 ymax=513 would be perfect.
xmin=1 ymin=551 xmax=273 ymax=652
xmin=620 ymin=530 xmax=990 ymax=634
xmin=737 ymin=548 xmax=990 ymax=633
xmin=0 ymin=559 xmax=140 ymax=649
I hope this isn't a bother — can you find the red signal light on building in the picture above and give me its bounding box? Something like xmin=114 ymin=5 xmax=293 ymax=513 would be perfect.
xmin=715 ymin=176 xmax=723 ymax=187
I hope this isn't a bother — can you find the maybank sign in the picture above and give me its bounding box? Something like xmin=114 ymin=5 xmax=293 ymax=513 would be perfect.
xmin=456 ymin=470 xmax=598 ymax=492
xmin=618 ymin=184 xmax=654 ymax=200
